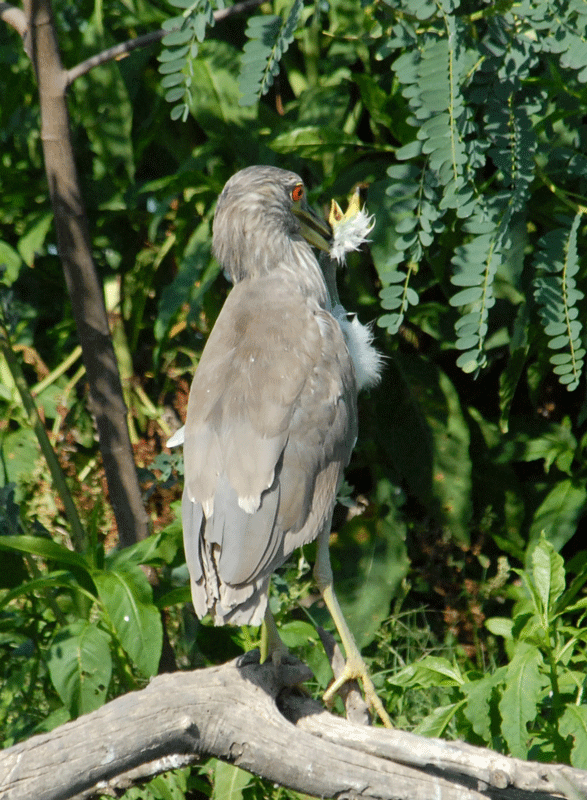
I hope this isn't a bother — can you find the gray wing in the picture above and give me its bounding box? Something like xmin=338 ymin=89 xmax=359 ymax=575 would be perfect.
xmin=182 ymin=272 xmax=357 ymax=625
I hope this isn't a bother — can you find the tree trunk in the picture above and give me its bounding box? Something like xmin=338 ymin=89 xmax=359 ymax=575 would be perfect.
xmin=23 ymin=0 xmax=149 ymax=547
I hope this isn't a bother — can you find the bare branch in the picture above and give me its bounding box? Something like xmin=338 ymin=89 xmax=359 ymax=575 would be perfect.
xmin=1 ymin=657 xmax=585 ymax=800
xmin=0 ymin=2 xmax=27 ymax=36
xmin=65 ymin=0 xmax=264 ymax=86
xmin=65 ymin=29 xmax=166 ymax=86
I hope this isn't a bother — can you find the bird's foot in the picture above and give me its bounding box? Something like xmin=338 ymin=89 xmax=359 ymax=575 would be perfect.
xmin=323 ymin=649 xmax=392 ymax=728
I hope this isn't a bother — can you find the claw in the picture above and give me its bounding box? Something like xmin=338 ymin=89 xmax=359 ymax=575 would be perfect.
xmin=323 ymin=651 xmax=392 ymax=728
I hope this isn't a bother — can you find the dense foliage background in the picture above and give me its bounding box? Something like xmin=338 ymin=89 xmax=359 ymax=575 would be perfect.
xmin=1 ymin=0 xmax=587 ymax=796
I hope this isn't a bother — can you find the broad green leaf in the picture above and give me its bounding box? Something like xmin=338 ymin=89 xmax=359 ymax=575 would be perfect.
xmin=149 ymin=769 xmax=189 ymax=800
xmin=499 ymin=642 xmax=544 ymax=758
xmin=520 ymin=424 xmax=577 ymax=474
xmin=279 ymin=619 xmax=319 ymax=649
xmin=270 ymin=126 xmax=362 ymax=158
xmin=155 ymin=586 xmax=192 ymax=609
xmin=47 ymin=621 xmax=112 ymax=716
xmin=188 ymin=41 xmax=256 ymax=129
xmin=0 ymin=429 xmax=40 ymax=486
xmin=485 ymin=617 xmax=514 ymax=639
xmin=279 ymin=620 xmax=331 ymax=687
xmin=559 ymin=705 xmax=587 ymax=769
xmin=0 ymin=535 xmax=89 ymax=570
xmin=389 ymin=656 xmax=464 ymax=689
xmin=429 ymin=369 xmax=472 ymax=542
xmin=337 ymin=506 xmax=409 ymax=649
xmin=93 ymin=566 xmax=162 ymax=677
xmin=353 ymin=73 xmax=393 ymax=128
xmin=155 ymin=220 xmax=216 ymax=343
xmin=106 ymin=530 xmax=179 ymax=570
xmin=462 ymin=668 xmax=506 ymax=744
xmin=529 ymin=480 xmax=587 ymax=554
xmin=414 ymin=700 xmax=466 ymax=737
xmin=211 ymin=760 xmax=253 ymax=800
xmin=0 ymin=240 xmax=24 ymax=284
xmin=530 ymin=535 xmax=566 ymax=619
xmin=17 ymin=211 xmax=53 ymax=266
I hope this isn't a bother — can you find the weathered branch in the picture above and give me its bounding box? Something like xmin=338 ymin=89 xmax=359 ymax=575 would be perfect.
xmin=1 ymin=657 xmax=585 ymax=800
xmin=0 ymin=2 xmax=27 ymax=39
xmin=22 ymin=0 xmax=150 ymax=547
xmin=65 ymin=0 xmax=264 ymax=85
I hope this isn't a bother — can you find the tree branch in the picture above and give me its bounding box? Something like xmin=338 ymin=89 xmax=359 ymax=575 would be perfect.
xmin=1 ymin=657 xmax=585 ymax=800
xmin=65 ymin=0 xmax=264 ymax=85
xmin=0 ymin=2 xmax=27 ymax=39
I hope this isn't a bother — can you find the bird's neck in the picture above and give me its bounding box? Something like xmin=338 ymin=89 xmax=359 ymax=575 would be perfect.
xmin=228 ymin=234 xmax=331 ymax=308
xmin=280 ymin=236 xmax=331 ymax=308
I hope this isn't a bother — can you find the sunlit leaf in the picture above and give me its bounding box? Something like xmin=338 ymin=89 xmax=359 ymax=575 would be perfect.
xmin=47 ymin=621 xmax=112 ymax=717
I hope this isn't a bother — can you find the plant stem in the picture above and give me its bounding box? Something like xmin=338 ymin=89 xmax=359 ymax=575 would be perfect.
xmin=0 ymin=319 xmax=86 ymax=553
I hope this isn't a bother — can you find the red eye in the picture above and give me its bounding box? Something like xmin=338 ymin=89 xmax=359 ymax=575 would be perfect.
xmin=291 ymin=184 xmax=304 ymax=202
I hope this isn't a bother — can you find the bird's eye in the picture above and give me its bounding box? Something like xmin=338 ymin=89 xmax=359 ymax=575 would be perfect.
xmin=291 ymin=184 xmax=304 ymax=202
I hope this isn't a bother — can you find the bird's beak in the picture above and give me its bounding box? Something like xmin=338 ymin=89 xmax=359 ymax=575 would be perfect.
xmin=293 ymin=203 xmax=332 ymax=253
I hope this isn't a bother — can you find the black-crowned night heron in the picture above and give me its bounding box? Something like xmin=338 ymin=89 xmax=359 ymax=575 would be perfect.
xmin=174 ymin=165 xmax=390 ymax=726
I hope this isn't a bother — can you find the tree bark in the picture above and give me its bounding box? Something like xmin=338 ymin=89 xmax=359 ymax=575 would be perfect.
xmin=0 ymin=657 xmax=584 ymax=800
xmin=23 ymin=0 xmax=150 ymax=547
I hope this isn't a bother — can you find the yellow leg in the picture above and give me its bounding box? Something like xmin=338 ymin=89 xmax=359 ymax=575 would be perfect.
xmin=314 ymin=528 xmax=392 ymax=728
xmin=260 ymin=605 xmax=289 ymax=666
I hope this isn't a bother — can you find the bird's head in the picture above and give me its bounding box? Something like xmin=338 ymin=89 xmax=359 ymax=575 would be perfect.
xmin=212 ymin=166 xmax=332 ymax=283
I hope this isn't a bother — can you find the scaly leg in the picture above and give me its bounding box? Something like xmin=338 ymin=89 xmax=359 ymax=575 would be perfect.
xmin=314 ymin=527 xmax=392 ymax=728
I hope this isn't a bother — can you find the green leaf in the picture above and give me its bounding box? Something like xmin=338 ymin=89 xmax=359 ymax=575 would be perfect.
xmin=163 ymin=28 xmax=193 ymax=46
xmin=0 ymin=429 xmax=40 ymax=485
xmin=499 ymin=642 xmax=544 ymax=758
xmin=149 ymin=769 xmax=189 ymax=800
xmin=93 ymin=566 xmax=162 ymax=677
xmin=529 ymin=480 xmax=587 ymax=554
xmin=429 ymin=369 xmax=472 ymax=542
xmin=449 ymin=286 xmax=483 ymax=307
xmin=47 ymin=621 xmax=112 ymax=716
xmin=533 ymin=214 xmax=584 ymax=391
xmin=17 ymin=211 xmax=53 ymax=267
xmin=238 ymin=0 xmax=303 ymax=106
xmin=337 ymin=507 xmax=409 ymax=649
xmin=269 ymin=126 xmax=362 ymax=157
xmin=187 ymin=41 xmax=256 ymax=130
xmin=530 ymin=534 xmax=566 ymax=618
xmin=389 ymin=656 xmax=465 ymax=689
xmin=105 ymin=530 xmax=178 ymax=570
xmin=0 ymin=535 xmax=89 ymax=570
xmin=0 ymin=240 xmax=23 ymax=285
xmin=414 ymin=700 xmax=467 ymax=736
xmin=211 ymin=761 xmax=253 ymax=800
xmin=485 ymin=617 xmax=514 ymax=639
xmin=462 ymin=668 xmax=506 ymax=744
xmin=559 ymin=705 xmax=587 ymax=769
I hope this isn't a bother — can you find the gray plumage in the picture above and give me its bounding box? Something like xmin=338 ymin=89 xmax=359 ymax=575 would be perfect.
xmin=182 ymin=166 xmax=358 ymax=626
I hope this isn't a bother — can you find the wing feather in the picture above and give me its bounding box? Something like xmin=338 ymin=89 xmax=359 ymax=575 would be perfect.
xmin=182 ymin=272 xmax=357 ymax=625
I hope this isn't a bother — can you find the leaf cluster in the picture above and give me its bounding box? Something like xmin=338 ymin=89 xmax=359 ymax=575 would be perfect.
xmin=378 ymin=0 xmax=587 ymax=394
xmin=388 ymin=536 xmax=587 ymax=769
xmin=0 ymin=516 xmax=182 ymax=738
